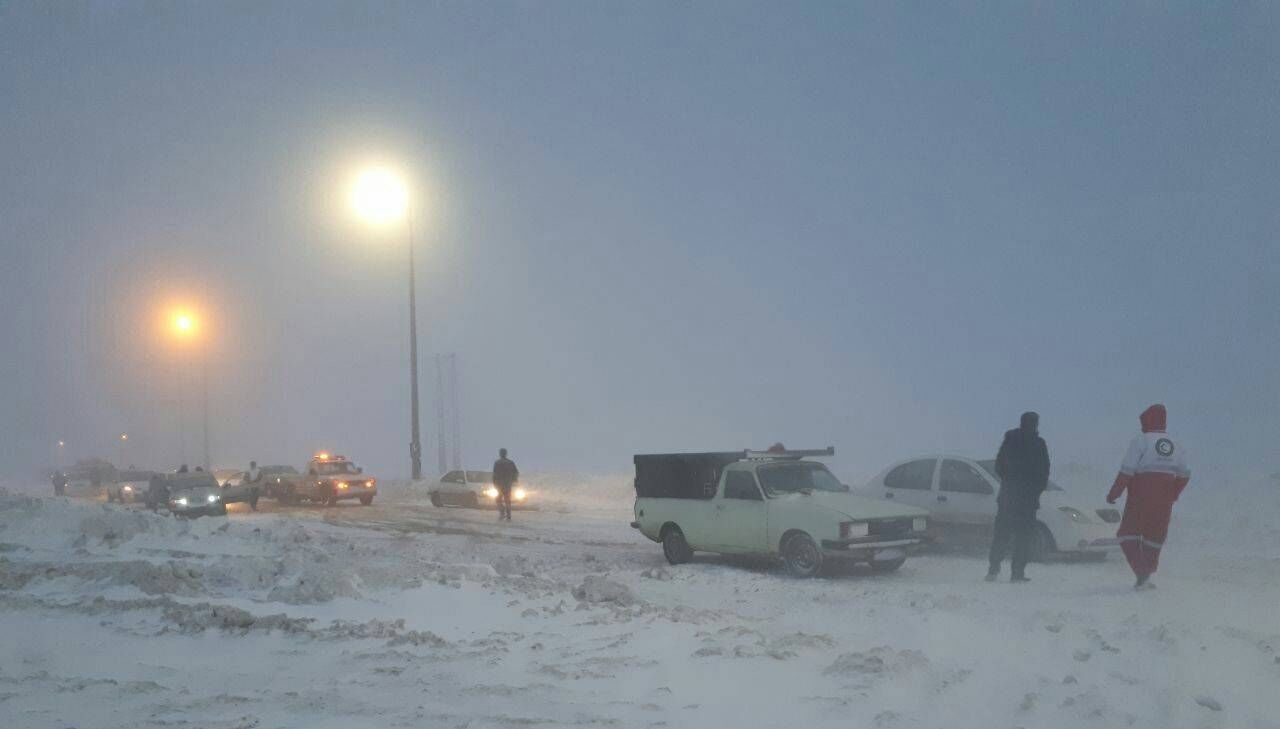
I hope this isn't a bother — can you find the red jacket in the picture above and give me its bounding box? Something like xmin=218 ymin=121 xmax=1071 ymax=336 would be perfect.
xmin=1108 ymin=404 xmax=1191 ymax=504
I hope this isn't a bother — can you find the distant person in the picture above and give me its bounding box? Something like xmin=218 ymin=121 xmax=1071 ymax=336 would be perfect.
xmin=986 ymin=412 xmax=1050 ymax=583
xmin=1107 ymin=404 xmax=1190 ymax=591
xmin=246 ymin=460 xmax=261 ymax=483
xmin=177 ymin=464 xmax=189 ymax=474
xmin=492 ymin=448 xmax=519 ymax=522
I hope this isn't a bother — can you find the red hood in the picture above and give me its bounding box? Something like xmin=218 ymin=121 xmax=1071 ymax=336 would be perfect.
xmin=1140 ymin=404 xmax=1166 ymax=433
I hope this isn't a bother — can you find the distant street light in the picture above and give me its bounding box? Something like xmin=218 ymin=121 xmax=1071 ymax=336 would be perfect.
xmin=350 ymin=166 xmax=423 ymax=480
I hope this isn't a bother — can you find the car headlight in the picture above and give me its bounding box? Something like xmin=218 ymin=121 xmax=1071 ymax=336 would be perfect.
xmin=840 ymin=521 xmax=869 ymax=539
xmin=207 ymin=494 xmax=219 ymax=503
xmin=484 ymin=486 xmax=499 ymax=499
xmin=913 ymin=517 xmax=927 ymax=532
xmin=365 ymin=480 xmax=374 ymax=488
xmin=173 ymin=497 xmax=188 ymax=506
xmin=513 ymin=487 xmax=527 ymax=501
xmin=1058 ymin=506 xmax=1089 ymax=523
xmin=337 ymin=482 xmax=349 ymax=490
xmin=122 ymin=485 xmax=133 ymax=492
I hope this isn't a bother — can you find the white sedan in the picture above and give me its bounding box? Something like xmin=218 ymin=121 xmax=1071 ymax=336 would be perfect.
xmin=428 ymin=470 xmax=531 ymax=509
xmin=861 ymin=455 xmax=1120 ymax=561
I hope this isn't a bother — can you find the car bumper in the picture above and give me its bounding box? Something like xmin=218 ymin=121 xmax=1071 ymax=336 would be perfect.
xmin=821 ymin=533 xmax=931 ymax=558
xmin=1064 ymin=536 xmax=1122 ymax=552
xmin=170 ymin=503 xmax=227 ymax=517
xmin=334 ymin=487 xmax=377 ymax=500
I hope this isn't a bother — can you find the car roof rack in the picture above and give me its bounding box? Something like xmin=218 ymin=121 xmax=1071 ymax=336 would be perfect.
xmin=742 ymin=446 xmax=835 ymax=461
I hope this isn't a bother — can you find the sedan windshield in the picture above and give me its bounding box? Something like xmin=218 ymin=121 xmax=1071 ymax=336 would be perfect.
xmin=756 ymin=462 xmax=846 ymax=495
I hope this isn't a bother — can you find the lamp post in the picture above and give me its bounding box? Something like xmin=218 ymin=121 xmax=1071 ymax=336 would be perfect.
xmin=170 ymin=310 xmax=210 ymax=471
xmin=350 ymin=167 xmax=423 ymax=481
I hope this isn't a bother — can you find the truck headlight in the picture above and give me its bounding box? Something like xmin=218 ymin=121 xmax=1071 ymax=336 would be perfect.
xmin=365 ymin=480 xmax=374 ymax=488
xmin=337 ymin=482 xmax=349 ymax=490
xmin=207 ymin=494 xmax=219 ymax=503
xmin=513 ymin=487 xmax=527 ymax=501
xmin=122 ymin=485 xmax=133 ymax=493
xmin=173 ymin=497 xmax=188 ymax=506
xmin=1058 ymin=506 xmax=1089 ymax=523
xmin=840 ymin=522 xmax=869 ymax=539
xmin=484 ymin=486 xmax=499 ymax=499
xmin=913 ymin=517 xmax=927 ymax=532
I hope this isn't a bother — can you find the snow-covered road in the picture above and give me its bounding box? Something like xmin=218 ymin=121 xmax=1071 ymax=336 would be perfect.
xmin=2 ymin=475 xmax=1277 ymax=729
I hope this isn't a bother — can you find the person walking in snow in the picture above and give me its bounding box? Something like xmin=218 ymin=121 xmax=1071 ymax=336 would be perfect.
xmin=492 ymin=448 xmax=519 ymax=522
xmin=1107 ymin=404 xmax=1190 ymax=590
xmin=987 ymin=411 xmax=1051 ymax=583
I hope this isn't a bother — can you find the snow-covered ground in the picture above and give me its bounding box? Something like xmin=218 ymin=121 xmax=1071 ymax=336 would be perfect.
xmin=2 ymin=472 xmax=1277 ymax=729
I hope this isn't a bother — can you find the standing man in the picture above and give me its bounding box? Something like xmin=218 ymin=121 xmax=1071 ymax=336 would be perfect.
xmin=246 ymin=460 xmax=261 ymax=484
xmin=986 ymin=411 xmax=1051 ymax=583
xmin=492 ymin=448 xmax=519 ymax=522
xmin=1107 ymin=404 xmax=1190 ymax=590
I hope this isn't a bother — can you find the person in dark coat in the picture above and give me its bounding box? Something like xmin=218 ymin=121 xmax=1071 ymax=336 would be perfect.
xmin=986 ymin=411 xmax=1051 ymax=582
xmin=492 ymin=448 xmax=519 ymax=521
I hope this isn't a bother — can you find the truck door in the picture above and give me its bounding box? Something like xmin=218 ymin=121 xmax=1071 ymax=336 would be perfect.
xmin=708 ymin=470 xmax=768 ymax=552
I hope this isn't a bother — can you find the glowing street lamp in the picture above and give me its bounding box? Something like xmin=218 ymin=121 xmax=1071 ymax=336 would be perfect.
xmin=350 ymin=165 xmax=423 ymax=480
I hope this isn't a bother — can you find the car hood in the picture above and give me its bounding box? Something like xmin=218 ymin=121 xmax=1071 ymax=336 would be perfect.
xmin=769 ymin=490 xmax=929 ymax=520
xmin=1039 ymin=489 xmax=1111 ymax=513
xmin=170 ymin=485 xmax=220 ymax=501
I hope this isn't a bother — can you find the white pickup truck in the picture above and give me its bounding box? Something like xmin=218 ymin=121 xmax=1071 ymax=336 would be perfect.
xmin=631 ymin=448 xmax=931 ymax=577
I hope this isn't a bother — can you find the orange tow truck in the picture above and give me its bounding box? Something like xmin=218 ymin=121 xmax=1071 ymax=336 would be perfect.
xmin=268 ymin=453 xmax=377 ymax=506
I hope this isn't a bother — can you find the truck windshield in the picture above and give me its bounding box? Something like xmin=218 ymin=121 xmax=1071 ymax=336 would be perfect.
xmin=756 ymin=462 xmax=846 ymax=495
xmin=316 ymin=462 xmax=357 ymax=475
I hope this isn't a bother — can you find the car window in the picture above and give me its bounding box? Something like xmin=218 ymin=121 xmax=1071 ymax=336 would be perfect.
xmin=939 ymin=459 xmax=994 ymax=495
xmin=442 ymin=470 xmax=464 ymax=484
xmin=884 ymin=459 xmax=936 ymax=490
xmin=975 ymin=460 xmax=1063 ymax=491
xmin=757 ymin=462 xmax=846 ymax=494
xmin=723 ymin=471 xmax=762 ymax=501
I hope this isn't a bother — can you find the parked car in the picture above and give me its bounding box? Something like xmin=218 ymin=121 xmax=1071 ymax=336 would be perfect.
xmin=106 ymin=469 xmax=156 ymax=503
xmin=631 ymin=447 xmax=930 ymax=577
xmin=428 ymin=470 xmax=531 ymax=509
xmin=145 ymin=472 xmax=227 ymax=518
xmin=213 ymin=469 xmax=262 ymax=510
xmin=62 ymin=459 xmax=117 ymax=498
xmin=861 ymin=455 xmax=1121 ymax=561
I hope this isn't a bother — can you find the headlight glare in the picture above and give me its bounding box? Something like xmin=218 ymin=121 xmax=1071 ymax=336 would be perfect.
xmin=1058 ymin=506 xmax=1089 ymax=523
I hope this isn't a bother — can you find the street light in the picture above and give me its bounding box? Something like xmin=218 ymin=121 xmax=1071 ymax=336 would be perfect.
xmin=350 ymin=166 xmax=423 ymax=481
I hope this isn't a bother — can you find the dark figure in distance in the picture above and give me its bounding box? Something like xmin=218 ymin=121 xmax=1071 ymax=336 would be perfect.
xmin=492 ymin=448 xmax=519 ymax=522
xmin=987 ymin=412 xmax=1050 ymax=582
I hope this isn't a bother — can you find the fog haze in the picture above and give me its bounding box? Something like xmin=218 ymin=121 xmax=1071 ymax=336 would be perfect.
xmin=3 ymin=2 xmax=1277 ymax=480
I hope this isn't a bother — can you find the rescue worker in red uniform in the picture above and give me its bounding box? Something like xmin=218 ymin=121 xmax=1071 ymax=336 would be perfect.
xmin=1107 ymin=404 xmax=1191 ymax=590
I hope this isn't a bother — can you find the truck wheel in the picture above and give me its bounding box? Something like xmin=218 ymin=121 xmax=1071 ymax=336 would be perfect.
xmin=661 ymin=525 xmax=692 ymax=565
xmin=782 ymin=532 xmax=823 ymax=578
xmin=430 ymin=493 xmax=443 ymax=507
xmin=325 ymin=489 xmax=338 ymax=507
xmin=1030 ymin=522 xmax=1056 ymax=563
xmin=359 ymin=495 xmax=373 ymax=506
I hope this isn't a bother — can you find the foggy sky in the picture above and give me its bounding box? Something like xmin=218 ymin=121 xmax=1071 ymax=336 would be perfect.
xmin=2 ymin=2 xmax=1277 ymax=482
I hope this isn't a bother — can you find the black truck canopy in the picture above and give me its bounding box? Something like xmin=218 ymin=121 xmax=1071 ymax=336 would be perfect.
xmin=632 ymin=448 xmax=834 ymax=499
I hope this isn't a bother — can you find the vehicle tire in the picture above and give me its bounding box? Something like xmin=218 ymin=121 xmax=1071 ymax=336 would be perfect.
xmin=1030 ymin=521 xmax=1056 ymax=563
xmin=430 ymin=493 xmax=443 ymax=507
xmin=781 ymin=532 xmax=824 ymax=578
xmin=325 ymin=488 xmax=338 ymax=507
xmin=869 ymin=555 xmax=907 ymax=573
xmin=661 ymin=525 xmax=693 ymax=565
xmin=359 ymin=495 xmax=373 ymax=506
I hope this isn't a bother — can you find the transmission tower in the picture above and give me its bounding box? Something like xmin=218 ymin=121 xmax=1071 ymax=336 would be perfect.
xmin=433 ymin=353 xmax=463 ymax=474
xmin=434 ymin=354 xmax=448 ymax=476
xmin=448 ymin=354 xmax=462 ymax=471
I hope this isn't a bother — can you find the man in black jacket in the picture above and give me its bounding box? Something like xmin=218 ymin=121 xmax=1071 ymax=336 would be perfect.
xmin=986 ymin=411 xmax=1050 ymax=582
xmin=492 ymin=448 xmax=519 ymax=522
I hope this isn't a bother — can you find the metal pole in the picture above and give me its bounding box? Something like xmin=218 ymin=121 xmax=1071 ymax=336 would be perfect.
xmin=201 ymin=356 xmax=211 ymax=472
xmin=407 ymin=212 xmax=423 ymax=481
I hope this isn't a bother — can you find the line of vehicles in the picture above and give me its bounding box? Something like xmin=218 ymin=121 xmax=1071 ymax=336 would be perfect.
xmin=51 ymin=453 xmax=379 ymax=518
xmin=53 ymin=445 xmax=1120 ymax=578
